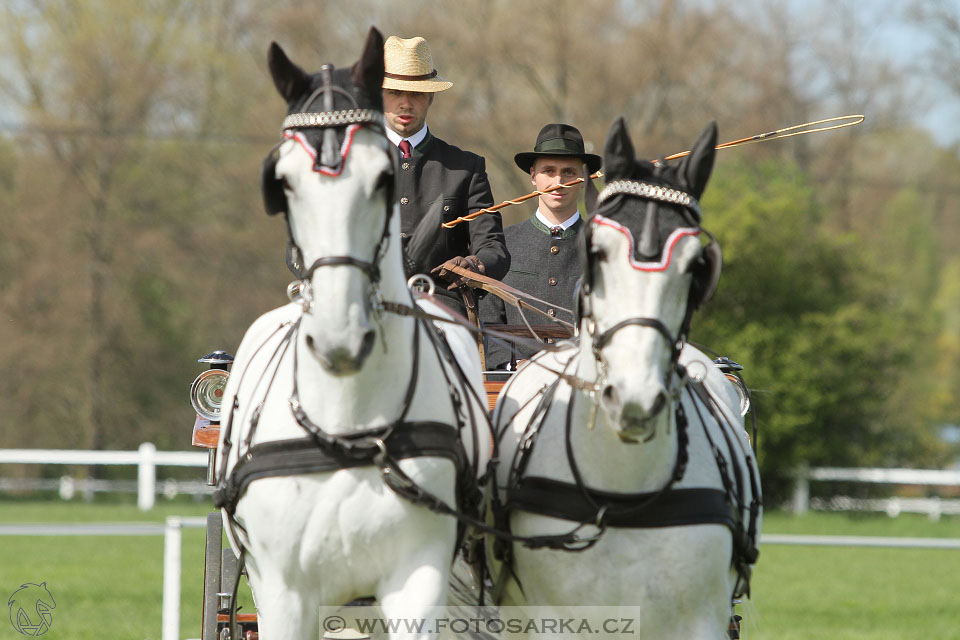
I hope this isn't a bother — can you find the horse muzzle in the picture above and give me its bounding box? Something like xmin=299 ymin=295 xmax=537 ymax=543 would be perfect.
xmin=600 ymin=382 xmax=669 ymax=442
xmin=305 ymin=326 xmax=376 ymax=375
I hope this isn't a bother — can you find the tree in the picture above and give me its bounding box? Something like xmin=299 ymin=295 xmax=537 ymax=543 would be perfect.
xmin=694 ymin=158 xmax=949 ymax=501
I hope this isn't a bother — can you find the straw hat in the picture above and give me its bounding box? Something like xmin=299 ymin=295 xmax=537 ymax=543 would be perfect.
xmin=382 ymin=36 xmax=453 ymax=92
xmin=514 ymin=123 xmax=603 ymax=173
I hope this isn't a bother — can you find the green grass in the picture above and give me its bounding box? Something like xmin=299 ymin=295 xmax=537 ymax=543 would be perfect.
xmin=1 ymin=502 xmax=959 ymax=639
xmin=0 ymin=499 xmax=252 ymax=640
xmin=747 ymin=511 xmax=960 ymax=639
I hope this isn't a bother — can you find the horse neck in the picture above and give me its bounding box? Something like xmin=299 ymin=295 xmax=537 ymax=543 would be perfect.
xmin=566 ymin=320 xmax=680 ymax=493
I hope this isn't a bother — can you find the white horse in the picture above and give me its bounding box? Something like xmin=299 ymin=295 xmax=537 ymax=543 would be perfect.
xmin=214 ymin=30 xmax=490 ymax=640
xmin=487 ymin=118 xmax=761 ymax=639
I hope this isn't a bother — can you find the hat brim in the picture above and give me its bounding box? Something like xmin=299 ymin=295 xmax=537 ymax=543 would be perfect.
xmin=382 ymin=77 xmax=453 ymax=92
xmin=515 ymin=151 xmax=603 ymax=174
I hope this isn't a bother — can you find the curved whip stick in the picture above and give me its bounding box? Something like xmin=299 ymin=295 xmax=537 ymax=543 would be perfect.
xmin=441 ymin=114 xmax=865 ymax=229
xmin=662 ymin=114 xmax=865 ymax=161
xmin=441 ymin=172 xmax=604 ymax=229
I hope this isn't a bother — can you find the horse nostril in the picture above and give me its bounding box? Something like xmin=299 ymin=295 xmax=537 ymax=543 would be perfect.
xmin=358 ymin=329 xmax=376 ymax=361
xmin=601 ymin=384 xmax=619 ymax=409
xmin=649 ymin=392 xmax=667 ymax=418
xmin=306 ymin=334 xmax=315 ymax=349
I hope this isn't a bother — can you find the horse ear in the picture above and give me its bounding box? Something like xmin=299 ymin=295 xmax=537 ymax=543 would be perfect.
xmin=352 ymin=27 xmax=385 ymax=100
xmin=268 ymin=41 xmax=310 ymax=105
xmin=603 ymin=117 xmax=635 ymax=181
xmin=679 ymin=120 xmax=717 ymax=199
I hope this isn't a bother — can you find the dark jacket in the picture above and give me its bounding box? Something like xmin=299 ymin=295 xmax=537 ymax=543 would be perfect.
xmin=480 ymin=215 xmax=584 ymax=369
xmin=397 ymin=131 xmax=509 ymax=312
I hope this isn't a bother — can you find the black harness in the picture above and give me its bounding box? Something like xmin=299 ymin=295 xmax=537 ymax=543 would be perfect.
xmin=212 ymin=317 xmax=481 ymax=519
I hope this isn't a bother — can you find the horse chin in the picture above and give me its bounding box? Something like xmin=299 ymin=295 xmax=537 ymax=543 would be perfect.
xmin=613 ymin=401 xmax=664 ymax=443
xmin=305 ymin=331 xmax=376 ymax=376
xmin=615 ymin=420 xmax=656 ymax=444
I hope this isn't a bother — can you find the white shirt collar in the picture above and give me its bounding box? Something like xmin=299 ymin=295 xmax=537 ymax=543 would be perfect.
xmin=386 ymin=124 xmax=429 ymax=151
xmin=535 ymin=209 xmax=581 ymax=230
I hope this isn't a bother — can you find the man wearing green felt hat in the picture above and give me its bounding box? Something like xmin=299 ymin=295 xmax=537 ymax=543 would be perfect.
xmin=481 ymin=123 xmax=602 ymax=370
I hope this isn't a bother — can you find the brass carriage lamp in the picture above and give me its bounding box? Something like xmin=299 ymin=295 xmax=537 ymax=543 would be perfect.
xmin=190 ymin=350 xmax=234 ymax=485
xmin=713 ymin=356 xmax=751 ymax=417
xmin=191 ymin=350 xmax=234 ymax=420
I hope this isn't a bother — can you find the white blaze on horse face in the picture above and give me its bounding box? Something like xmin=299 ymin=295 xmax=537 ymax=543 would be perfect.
xmin=590 ymin=223 xmax=701 ymax=435
xmin=276 ymin=128 xmax=392 ymax=374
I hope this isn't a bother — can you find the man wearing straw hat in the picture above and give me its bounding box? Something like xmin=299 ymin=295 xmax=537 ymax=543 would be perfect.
xmin=382 ymin=35 xmax=509 ymax=315
xmin=481 ymin=123 xmax=601 ymax=370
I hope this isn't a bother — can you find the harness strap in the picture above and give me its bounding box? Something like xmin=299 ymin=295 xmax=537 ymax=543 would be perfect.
xmin=214 ymin=421 xmax=468 ymax=515
xmin=687 ymin=379 xmax=762 ymax=596
xmin=507 ymin=477 xmax=735 ymax=529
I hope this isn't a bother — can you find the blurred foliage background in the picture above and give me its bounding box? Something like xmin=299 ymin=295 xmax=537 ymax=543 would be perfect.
xmin=1 ymin=0 xmax=958 ymax=503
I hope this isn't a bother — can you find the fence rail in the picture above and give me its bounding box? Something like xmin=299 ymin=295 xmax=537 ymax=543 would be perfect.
xmin=792 ymin=466 xmax=960 ymax=519
xmin=0 ymin=443 xmax=208 ymax=510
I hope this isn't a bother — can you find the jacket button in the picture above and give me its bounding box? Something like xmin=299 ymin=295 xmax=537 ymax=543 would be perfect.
xmin=443 ymin=205 xmax=450 ymax=212
xmin=402 ymin=162 xmax=410 ymax=170
xmin=548 ymin=277 xmax=558 ymax=286
xmin=400 ymin=197 xmax=409 ymax=205
xmin=546 ymin=338 xmax=555 ymax=344
xmin=547 ymin=308 xmax=556 ymax=317
xmin=400 ymin=232 xmax=408 ymax=238
xmin=550 ymin=245 xmax=560 ymax=255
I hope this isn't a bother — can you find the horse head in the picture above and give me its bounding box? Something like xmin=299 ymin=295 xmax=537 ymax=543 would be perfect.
xmin=581 ymin=117 xmax=719 ymax=440
xmin=261 ymin=29 xmax=397 ymax=375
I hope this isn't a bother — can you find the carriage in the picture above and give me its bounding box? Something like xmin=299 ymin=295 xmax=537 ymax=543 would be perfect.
xmin=183 ymin=26 xmax=759 ymax=640
xmin=188 ymin=339 xmax=752 ymax=640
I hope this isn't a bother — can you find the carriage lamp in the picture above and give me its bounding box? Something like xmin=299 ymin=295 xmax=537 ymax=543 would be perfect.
xmin=713 ymin=357 xmax=751 ymax=416
xmin=191 ymin=351 xmax=234 ymax=486
xmin=191 ymin=351 xmax=234 ymax=421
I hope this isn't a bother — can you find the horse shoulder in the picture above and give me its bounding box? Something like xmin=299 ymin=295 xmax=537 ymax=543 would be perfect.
xmin=219 ymin=303 xmax=299 ymax=436
xmin=232 ymin=303 xmax=300 ymax=366
xmin=679 ymin=345 xmax=742 ymax=422
xmin=414 ymin=296 xmax=482 ymax=376
xmin=493 ymin=342 xmax=577 ymax=431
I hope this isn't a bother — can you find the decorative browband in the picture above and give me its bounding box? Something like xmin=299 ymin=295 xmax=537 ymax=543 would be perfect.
xmin=282 ymin=109 xmax=384 ymax=131
xmin=597 ymin=180 xmax=701 ymax=220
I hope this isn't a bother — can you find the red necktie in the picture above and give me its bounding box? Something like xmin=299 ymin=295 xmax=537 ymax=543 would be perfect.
xmin=398 ymin=139 xmax=412 ymax=159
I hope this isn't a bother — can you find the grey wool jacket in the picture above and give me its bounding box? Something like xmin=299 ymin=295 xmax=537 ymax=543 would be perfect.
xmin=480 ymin=215 xmax=584 ymax=369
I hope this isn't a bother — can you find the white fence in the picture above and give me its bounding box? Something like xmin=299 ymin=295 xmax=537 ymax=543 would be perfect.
xmin=792 ymin=467 xmax=960 ymax=519
xmin=0 ymin=443 xmax=208 ymax=510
